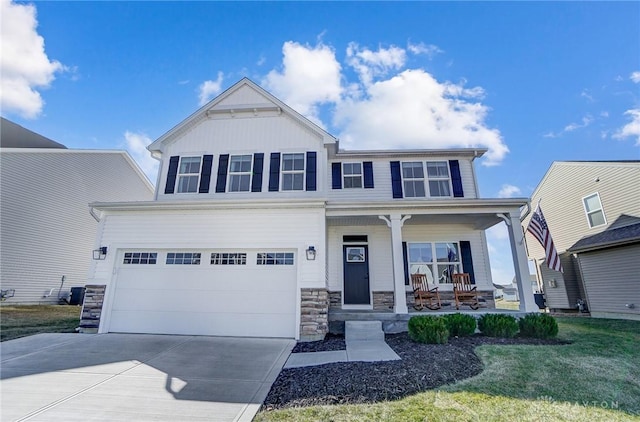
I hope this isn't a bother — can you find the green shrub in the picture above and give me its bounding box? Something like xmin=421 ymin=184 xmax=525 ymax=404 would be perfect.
xmin=442 ymin=313 xmax=477 ymax=337
xmin=518 ymin=313 xmax=559 ymax=339
xmin=408 ymin=315 xmax=449 ymax=344
xmin=478 ymin=314 xmax=518 ymax=338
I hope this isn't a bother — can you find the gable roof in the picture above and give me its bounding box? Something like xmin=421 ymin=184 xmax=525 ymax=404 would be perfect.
xmin=568 ymin=214 xmax=640 ymax=253
xmin=147 ymin=78 xmax=337 ymax=155
xmin=1 ymin=118 xmax=66 ymax=149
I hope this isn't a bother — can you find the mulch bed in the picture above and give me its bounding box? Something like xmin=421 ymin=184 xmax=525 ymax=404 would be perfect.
xmin=291 ymin=333 xmax=346 ymax=353
xmin=262 ymin=332 xmax=570 ymax=410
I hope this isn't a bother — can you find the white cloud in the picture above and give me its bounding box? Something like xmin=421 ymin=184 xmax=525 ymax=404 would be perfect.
xmin=580 ymin=89 xmax=594 ymax=102
xmin=407 ymin=42 xmax=443 ymax=59
xmin=564 ymin=115 xmax=594 ymax=132
xmin=0 ymin=0 xmax=64 ymax=119
xmin=346 ymin=43 xmax=406 ymax=86
xmin=124 ymin=131 xmax=159 ymax=183
xmin=498 ymin=184 xmax=521 ymax=198
xmin=335 ymin=69 xmax=508 ymax=165
xmin=198 ymin=71 xmax=224 ymax=106
xmin=262 ymin=40 xmax=509 ymax=166
xmin=613 ymin=109 xmax=640 ymax=146
xmin=631 ymin=71 xmax=640 ymax=83
xmin=263 ymin=41 xmax=342 ymax=126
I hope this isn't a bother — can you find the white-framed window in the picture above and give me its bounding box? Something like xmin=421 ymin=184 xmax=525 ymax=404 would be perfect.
xmin=228 ymin=155 xmax=252 ymax=192
xmin=583 ymin=193 xmax=606 ymax=228
xmin=281 ymin=153 xmax=305 ymax=191
xmin=426 ymin=161 xmax=452 ymax=197
xmin=211 ymin=253 xmax=247 ymax=265
xmin=402 ymin=162 xmax=426 ymax=197
xmin=166 ymin=252 xmax=201 ymax=265
xmin=123 ymin=252 xmax=157 ymax=265
xmin=408 ymin=242 xmax=461 ymax=284
xmin=343 ymin=163 xmax=363 ymax=188
xmin=257 ymin=252 xmax=295 ymax=265
xmin=177 ymin=156 xmax=201 ymax=193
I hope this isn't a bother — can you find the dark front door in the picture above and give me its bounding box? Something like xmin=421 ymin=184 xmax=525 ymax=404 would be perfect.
xmin=343 ymin=245 xmax=370 ymax=305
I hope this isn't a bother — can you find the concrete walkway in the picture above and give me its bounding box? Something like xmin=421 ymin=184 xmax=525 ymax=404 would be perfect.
xmin=0 ymin=333 xmax=294 ymax=422
xmin=285 ymin=321 xmax=400 ymax=369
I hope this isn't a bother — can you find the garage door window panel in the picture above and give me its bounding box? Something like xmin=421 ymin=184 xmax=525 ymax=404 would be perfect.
xmin=257 ymin=252 xmax=294 ymax=265
xmin=123 ymin=252 xmax=157 ymax=265
xmin=211 ymin=253 xmax=247 ymax=265
xmin=166 ymin=252 xmax=201 ymax=265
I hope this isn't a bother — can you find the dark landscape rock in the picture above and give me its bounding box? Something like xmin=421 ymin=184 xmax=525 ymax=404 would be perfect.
xmin=263 ymin=332 xmax=569 ymax=410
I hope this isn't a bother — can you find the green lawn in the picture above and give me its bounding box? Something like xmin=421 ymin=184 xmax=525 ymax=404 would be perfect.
xmin=0 ymin=305 xmax=81 ymax=342
xmin=255 ymin=317 xmax=640 ymax=421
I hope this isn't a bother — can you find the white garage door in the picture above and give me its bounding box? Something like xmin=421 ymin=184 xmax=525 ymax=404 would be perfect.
xmin=107 ymin=250 xmax=297 ymax=338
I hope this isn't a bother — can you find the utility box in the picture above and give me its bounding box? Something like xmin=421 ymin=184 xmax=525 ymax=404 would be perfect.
xmin=69 ymin=287 xmax=86 ymax=306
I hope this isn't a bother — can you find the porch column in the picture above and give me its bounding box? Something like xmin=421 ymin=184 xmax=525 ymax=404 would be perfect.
xmin=379 ymin=214 xmax=411 ymax=314
xmin=502 ymin=213 xmax=537 ymax=312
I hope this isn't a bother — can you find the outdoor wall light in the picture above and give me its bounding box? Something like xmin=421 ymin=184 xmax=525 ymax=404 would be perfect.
xmin=306 ymin=246 xmax=316 ymax=261
xmin=92 ymin=246 xmax=108 ymax=260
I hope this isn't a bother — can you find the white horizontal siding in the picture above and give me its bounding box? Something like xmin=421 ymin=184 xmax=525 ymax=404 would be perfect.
xmin=326 ymin=157 xmax=478 ymax=202
xmin=327 ymin=221 xmax=492 ymax=292
xmin=579 ymin=244 xmax=640 ymax=318
xmin=91 ymin=207 xmax=326 ymax=289
xmin=0 ymin=151 xmax=153 ymax=303
xmin=526 ymin=162 xmax=640 ymax=258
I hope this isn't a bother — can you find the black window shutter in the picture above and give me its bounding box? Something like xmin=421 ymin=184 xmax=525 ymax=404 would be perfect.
xmin=449 ymin=160 xmax=464 ymax=197
xmin=164 ymin=156 xmax=179 ymax=194
xmin=390 ymin=161 xmax=403 ymax=198
xmin=331 ymin=162 xmax=342 ymax=189
xmin=198 ymin=155 xmax=213 ymax=193
xmin=363 ymin=161 xmax=374 ymax=188
xmin=460 ymin=241 xmax=476 ymax=284
xmin=215 ymin=154 xmax=229 ymax=193
xmin=402 ymin=241 xmax=410 ymax=286
xmin=268 ymin=152 xmax=280 ymax=192
xmin=306 ymin=152 xmax=317 ymax=191
xmin=251 ymin=153 xmax=264 ymax=192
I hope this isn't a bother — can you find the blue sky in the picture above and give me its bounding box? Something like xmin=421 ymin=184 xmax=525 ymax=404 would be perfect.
xmin=2 ymin=1 xmax=639 ymax=285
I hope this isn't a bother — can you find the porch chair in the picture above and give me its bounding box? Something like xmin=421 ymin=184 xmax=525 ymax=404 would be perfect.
xmin=452 ymin=273 xmax=479 ymax=310
xmin=411 ymin=273 xmax=441 ymax=310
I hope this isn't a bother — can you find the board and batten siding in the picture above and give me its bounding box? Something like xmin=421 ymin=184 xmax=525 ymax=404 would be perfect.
xmin=526 ymin=162 xmax=640 ymax=258
xmin=327 ymin=157 xmax=478 ymax=202
xmin=0 ymin=150 xmax=153 ymax=303
xmin=157 ymin=113 xmax=327 ymax=201
xmin=90 ymin=207 xmax=326 ymax=289
xmin=578 ymin=244 xmax=640 ymax=320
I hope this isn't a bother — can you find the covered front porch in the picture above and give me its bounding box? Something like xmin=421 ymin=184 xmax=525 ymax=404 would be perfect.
xmin=324 ymin=198 xmax=537 ymax=317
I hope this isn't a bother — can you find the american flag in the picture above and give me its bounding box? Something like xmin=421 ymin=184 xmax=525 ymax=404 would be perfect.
xmin=527 ymin=204 xmax=563 ymax=273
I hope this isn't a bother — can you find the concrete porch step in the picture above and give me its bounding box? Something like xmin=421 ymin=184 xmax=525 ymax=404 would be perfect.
xmin=345 ymin=320 xmax=385 ymax=342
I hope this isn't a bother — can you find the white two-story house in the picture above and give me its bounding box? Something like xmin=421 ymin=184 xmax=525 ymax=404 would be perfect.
xmin=88 ymin=78 xmax=534 ymax=340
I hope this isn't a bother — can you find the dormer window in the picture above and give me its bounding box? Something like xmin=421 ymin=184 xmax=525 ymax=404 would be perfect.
xmin=281 ymin=153 xmax=305 ymax=191
xmin=177 ymin=156 xmax=201 ymax=193
xmin=228 ymin=155 xmax=253 ymax=192
xmin=343 ymin=163 xmax=363 ymax=188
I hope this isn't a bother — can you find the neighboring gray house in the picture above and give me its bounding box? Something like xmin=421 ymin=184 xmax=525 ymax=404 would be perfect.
xmin=0 ymin=119 xmax=154 ymax=303
xmin=522 ymin=161 xmax=640 ymax=320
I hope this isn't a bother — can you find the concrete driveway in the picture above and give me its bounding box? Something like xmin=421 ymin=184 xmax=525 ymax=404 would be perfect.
xmin=0 ymin=333 xmax=294 ymax=422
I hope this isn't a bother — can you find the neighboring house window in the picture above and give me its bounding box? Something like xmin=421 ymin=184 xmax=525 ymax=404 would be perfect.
xmin=408 ymin=242 xmax=461 ymax=284
xmin=210 ymin=253 xmax=247 ymax=265
xmin=123 ymin=252 xmax=157 ymax=265
xmin=166 ymin=252 xmax=201 ymax=265
xmin=281 ymin=153 xmax=305 ymax=191
xmin=583 ymin=193 xmax=606 ymax=228
xmin=228 ymin=155 xmax=253 ymax=192
xmin=343 ymin=163 xmax=363 ymax=188
xmin=257 ymin=252 xmax=294 ymax=265
xmin=401 ymin=162 xmax=426 ymax=197
xmin=177 ymin=156 xmax=201 ymax=193
xmin=426 ymin=161 xmax=451 ymax=197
